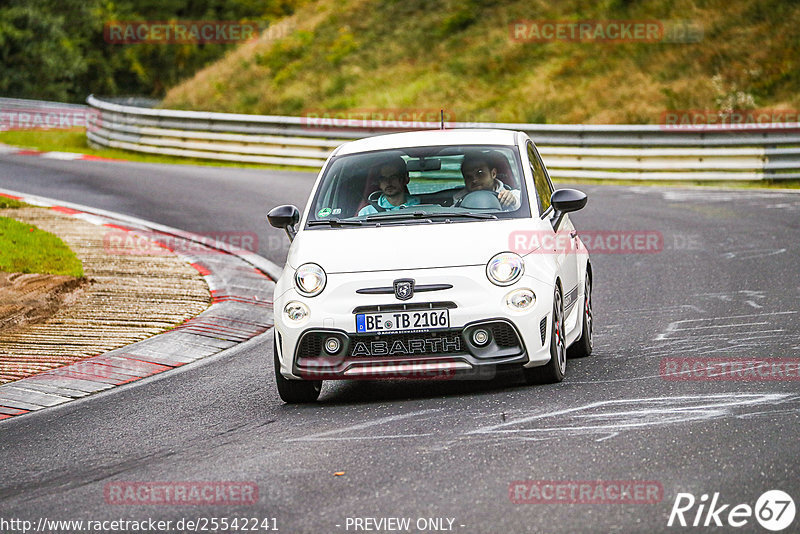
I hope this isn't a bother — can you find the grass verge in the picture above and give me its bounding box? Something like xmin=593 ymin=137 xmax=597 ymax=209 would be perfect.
xmin=0 ymin=216 xmax=84 ymax=277
xmin=0 ymin=197 xmax=29 ymax=209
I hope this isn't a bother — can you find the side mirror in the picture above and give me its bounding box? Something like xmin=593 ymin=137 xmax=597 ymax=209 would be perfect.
xmin=549 ymin=189 xmax=587 ymax=229
xmin=267 ymin=205 xmax=300 ymax=241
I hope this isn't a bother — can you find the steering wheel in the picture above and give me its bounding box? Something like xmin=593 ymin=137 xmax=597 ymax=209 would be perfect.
xmin=368 ymin=190 xmax=387 ymax=212
xmin=458 ymin=190 xmax=502 ymax=210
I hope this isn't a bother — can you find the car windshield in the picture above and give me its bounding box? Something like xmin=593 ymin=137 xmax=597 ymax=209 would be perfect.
xmin=306 ymin=144 xmax=531 ymax=227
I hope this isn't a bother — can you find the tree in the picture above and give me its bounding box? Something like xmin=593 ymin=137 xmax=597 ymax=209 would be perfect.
xmin=0 ymin=0 xmax=302 ymax=102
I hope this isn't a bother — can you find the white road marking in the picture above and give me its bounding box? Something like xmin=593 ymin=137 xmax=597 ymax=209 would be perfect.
xmin=468 ymin=394 xmax=792 ymax=438
xmin=606 ymin=304 xmax=705 ymax=315
xmin=671 ymin=321 xmax=770 ymax=331
xmin=765 ymin=202 xmax=800 ymax=210
xmin=290 ymin=434 xmax=435 ymax=441
xmin=287 ymin=408 xmax=440 ymax=442
xmin=40 ymin=151 xmax=83 ymax=160
xmin=595 ymin=433 xmax=619 ymax=442
xmin=655 ymin=311 xmax=796 ymax=341
xmin=721 ymin=248 xmax=787 ymax=260
xmin=696 ymin=290 xmax=766 ymax=302
xmin=654 ymin=190 xmax=800 ymax=202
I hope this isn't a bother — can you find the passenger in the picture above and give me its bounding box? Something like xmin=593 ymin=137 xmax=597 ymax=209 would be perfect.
xmin=454 ymin=152 xmax=520 ymax=210
xmin=358 ymin=157 xmax=421 ymax=216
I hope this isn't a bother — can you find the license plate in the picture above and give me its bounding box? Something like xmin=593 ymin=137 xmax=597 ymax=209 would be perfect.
xmin=356 ymin=309 xmax=450 ymax=334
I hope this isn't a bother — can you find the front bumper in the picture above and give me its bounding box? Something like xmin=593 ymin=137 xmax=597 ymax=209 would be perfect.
xmin=274 ymin=265 xmax=555 ymax=380
xmin=288 ymin=319 xmax=527 ymax=380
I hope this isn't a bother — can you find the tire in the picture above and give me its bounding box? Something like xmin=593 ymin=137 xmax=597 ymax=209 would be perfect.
xmin=523 ymin=285 xmax=567 ymax=385
xmin=568 ymin=275 xmax=593 ymax=359
xmin=274 ymin=334 xmax=322 ymax=403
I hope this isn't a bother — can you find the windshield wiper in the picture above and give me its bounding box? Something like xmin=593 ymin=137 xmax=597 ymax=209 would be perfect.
xmin=364 ymin=211 xmax=431 ymax=222
xmin=429 ymin=212 xmax=498 ymax=220
xmin=308 ymin=218 xmax=364 ymax=227
xmin=364 ymin=211 xmax=497 ymax=222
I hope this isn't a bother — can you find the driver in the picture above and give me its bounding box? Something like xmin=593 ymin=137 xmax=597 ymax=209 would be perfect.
xmin=454 ymin=151 xmax=520 ymax=210
xmin=358 ymin=156 xmax=421 ymax=216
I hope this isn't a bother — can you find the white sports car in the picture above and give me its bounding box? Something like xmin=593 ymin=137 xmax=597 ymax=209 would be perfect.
xmin=267 ymin=129 xmax=592 ymax=402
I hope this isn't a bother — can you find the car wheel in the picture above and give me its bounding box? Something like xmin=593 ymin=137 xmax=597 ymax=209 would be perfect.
xmin=274 ymin=334 xmax=322 ymax=403
xmin=568 ymin=275 xmax=593 ymax=358
xmin=523 ymin=285 xmax=566 ymax=384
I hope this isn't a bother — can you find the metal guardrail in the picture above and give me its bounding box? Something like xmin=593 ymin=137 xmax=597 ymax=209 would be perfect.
xmin=83 ymin=94 xmax=800 ymax=180
xmin=0 ymin=96 xmax=89 ymax=111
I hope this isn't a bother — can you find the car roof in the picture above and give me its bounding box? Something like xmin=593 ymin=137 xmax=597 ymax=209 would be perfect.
xmin=333 ymin=129 xmax=521 ymax=156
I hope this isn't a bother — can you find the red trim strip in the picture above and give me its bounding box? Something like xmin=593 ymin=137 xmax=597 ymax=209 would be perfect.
xmin=50 ymin=206 xmax=81 ymax=215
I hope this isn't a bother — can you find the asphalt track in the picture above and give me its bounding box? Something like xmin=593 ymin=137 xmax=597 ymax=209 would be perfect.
xmin=1 ymin=154 xmax=799 ymax=533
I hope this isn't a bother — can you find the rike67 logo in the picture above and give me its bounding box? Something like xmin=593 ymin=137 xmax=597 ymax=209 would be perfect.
xmin=668 ymin=490 xmax=795 ymax=531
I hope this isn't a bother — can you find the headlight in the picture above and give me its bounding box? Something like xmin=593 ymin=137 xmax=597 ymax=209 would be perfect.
xmin=486 ymin=252 xmax=524 ymax=286
xmin=294 ymin=263 xmax=326 ymax=296
xmin=284 ymin=301 xmax=309 ymax=322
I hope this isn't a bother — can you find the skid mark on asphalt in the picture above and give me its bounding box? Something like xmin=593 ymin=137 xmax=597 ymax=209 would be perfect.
xmin=467 ymin=393 xmax=798 ymax=442
xmin=286 ymin=408 xmax=441 ymax=442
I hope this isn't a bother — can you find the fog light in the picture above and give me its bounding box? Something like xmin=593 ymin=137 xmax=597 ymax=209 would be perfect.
xmin=324 ymin=336 xmax=341 ymax=354
xmin=472 ymin=328 xmax=490 ymax=346
xmin=284 ymin=301 xmax=309 ymax=322
xmin=506 ymin=289 xmax=535 ymax=311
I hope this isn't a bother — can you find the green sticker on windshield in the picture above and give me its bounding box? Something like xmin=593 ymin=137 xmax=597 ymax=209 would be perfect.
xmin=317 ymin=208 xmax=332 ymax=218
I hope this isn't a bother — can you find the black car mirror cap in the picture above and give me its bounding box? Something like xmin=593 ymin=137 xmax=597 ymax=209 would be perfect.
xmin=267 ymin=205 xmax=300 ymax=241
xmin=549 ymin=189 xmax=587 ymax=229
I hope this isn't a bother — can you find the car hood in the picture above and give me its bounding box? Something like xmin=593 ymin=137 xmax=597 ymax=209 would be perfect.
xmin=287 ymin=219 xmax=542 ymax=273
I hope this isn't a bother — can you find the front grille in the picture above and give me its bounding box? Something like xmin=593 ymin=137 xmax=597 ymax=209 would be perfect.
xmin=352 ymin=301 xmax=457 ymax=314
xmin=539 ymin=316 xmax=548 ymax=345
xmin=491 ymin=322 xmax=518 ymax=347
xmin=297 ymin=333 xmax=324 ymax=358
